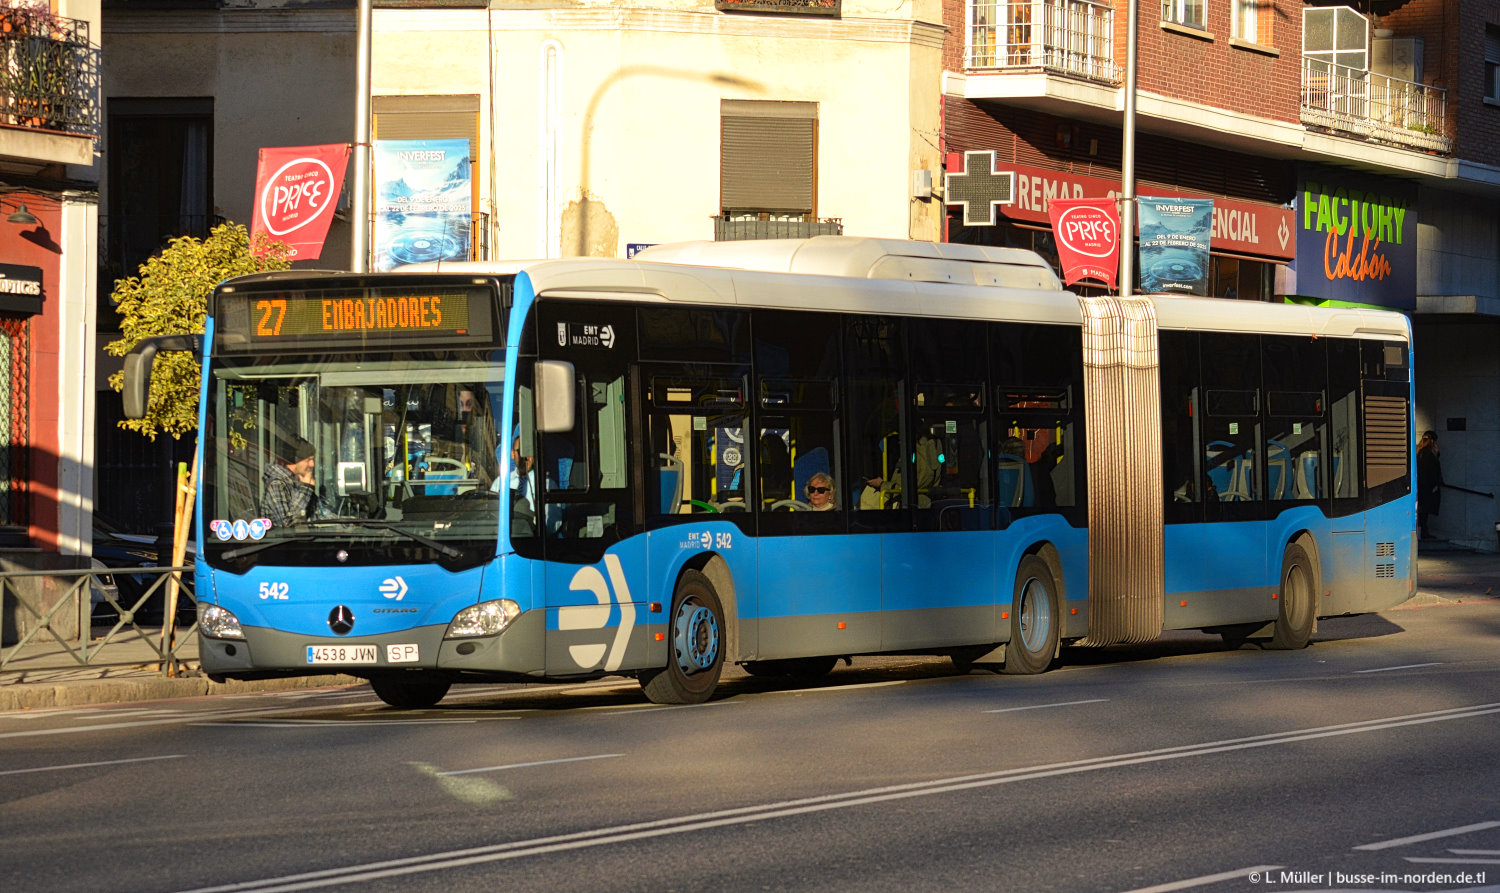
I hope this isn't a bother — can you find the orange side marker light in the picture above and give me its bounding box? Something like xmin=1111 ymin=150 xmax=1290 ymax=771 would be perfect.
xmin=837 ymin=621 xmax=846 ymax=630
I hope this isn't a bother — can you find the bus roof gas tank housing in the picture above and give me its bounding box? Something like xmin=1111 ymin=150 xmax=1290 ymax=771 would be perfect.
xmin=634 ymin=236 xmax=1064 ymax=292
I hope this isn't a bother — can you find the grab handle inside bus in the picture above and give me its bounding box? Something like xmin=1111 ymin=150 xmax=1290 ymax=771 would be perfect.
xmin=536 ymin=360 xmax=576 ymax=433
xmin=122 ymin=334 xmax=202 ymax=420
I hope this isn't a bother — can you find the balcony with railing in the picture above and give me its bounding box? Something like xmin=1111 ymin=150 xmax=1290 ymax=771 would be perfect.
xmin=0 ymin=5 xmax=98 ymax=136
xmin=713 ymin=215 xmax=843 ymax=241
xmin=1301 ymin=58 xmax=1450 ymax=154
xmin=966 ymin=0 xmax=1117 ymax=84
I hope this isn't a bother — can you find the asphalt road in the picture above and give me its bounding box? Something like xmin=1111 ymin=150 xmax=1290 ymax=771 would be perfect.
xmin=2 ymin=600 xmax=1499 ymax=893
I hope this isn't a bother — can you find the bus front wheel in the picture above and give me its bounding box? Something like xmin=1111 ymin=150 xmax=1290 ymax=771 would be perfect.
xmin=1003 ymin=555 xmax=1060 ymax=675
xmin=641 ymin=570 xmax=725 ymax=705
xmin=370 ymin=674 xmax=451 ymax=709
xmin=1268 ymin=542 xmax=1317 ymax=650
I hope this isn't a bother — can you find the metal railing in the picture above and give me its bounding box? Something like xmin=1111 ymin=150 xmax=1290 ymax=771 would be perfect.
xmin=1301 ymin=58 xmax=1451 ymax=154
xmin=713 ymin=215 xmax=843 ymax=241
xmin=967 ymin=0 xmax=1117 ymax=83
xmin=0 ymin=5 xmax=99 ymax=137
xmin=0 ymin=566 xmax=197 ymax=676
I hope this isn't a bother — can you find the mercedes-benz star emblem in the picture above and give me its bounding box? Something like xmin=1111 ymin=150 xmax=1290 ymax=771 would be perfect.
xmin=328 ymin=605 xmax=355 ymax=635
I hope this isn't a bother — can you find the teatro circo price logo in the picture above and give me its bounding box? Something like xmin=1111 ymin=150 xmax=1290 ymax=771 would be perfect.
xmin=251 ymin=144 xmax=349 ymax=260
xmin=1049 ymin=199 xmax=1120 ymax=288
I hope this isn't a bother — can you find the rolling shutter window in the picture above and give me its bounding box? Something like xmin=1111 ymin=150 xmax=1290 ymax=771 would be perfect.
xmin=721 ymin=100 xmax=817 ymax=215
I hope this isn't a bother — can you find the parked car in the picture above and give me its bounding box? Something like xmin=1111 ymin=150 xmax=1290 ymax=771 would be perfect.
xmin=92 ymin=514 xmax=196 ymax=624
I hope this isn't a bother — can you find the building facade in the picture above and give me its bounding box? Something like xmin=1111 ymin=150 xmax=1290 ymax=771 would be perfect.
xmin=0 ymin=0 xmax=100 ymax=563
xmin=942 ymin=0 xmax=1500 ymax=550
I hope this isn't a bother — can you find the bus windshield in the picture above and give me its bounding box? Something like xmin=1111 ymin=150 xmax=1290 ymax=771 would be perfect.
xmin=202 ymin=350 xmax=506 ymax=571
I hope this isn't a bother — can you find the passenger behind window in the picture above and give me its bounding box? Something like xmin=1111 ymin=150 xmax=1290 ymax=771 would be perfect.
xmin=859 ymin=465 xmax=901 ymax=510
xmin=805 ymin=471 xmax=837 ymax=511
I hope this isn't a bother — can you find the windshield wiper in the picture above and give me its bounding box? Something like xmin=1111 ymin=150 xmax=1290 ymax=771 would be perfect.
xmin=304 ymin=519 xmax=466 ymax=559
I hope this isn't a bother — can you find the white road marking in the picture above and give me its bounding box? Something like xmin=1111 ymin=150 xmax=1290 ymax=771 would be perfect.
xmin=1450 ymin=850 xmax=1500 ymax=856
xmin=192 ymin=719 xmax=488 ymax=728
xmin=0 ymin=754 xmax=185 ymax=777
xmin=1353 ymin=662 xmax=1444 ymax=674
xmin=173 ymin=702 xmax=1500 ymax=893
xmin=985 ymin=698 xmax=1108 ymax=713
xmin=1119 ymin=865 xmax=1283 ymax=893
xmin=1355 ymin=820 xmax=1500 ymax=851
xmin=439 ymin=753 xmax=623 ymax=776
xmin=771 ymin=680 xmax=906 ymax=693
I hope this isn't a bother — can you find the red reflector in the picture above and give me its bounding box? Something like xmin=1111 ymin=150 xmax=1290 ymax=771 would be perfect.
xmin=1070 ymin=608 xmax=1078 ymax=615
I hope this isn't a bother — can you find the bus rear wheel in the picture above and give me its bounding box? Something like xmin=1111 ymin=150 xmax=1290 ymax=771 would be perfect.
xmin=1268 ymin=542 xmax=1317 ymax=650
xmin=1003 ymin=555 xmax=1060 ymax=675
xmin=370 ymin=674 xmax=451 ymax=709
xmin=640 ymin=570 xmax=725 ymax=705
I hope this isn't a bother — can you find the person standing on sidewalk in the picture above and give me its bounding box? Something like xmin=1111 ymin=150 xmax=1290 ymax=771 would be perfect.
xmin=1416 ymin=430 xmax=1443 ymax=540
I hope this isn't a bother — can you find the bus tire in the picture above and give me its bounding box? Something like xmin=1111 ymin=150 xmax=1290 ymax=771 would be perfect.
xmin=743 ymin=656 xmax=838 ymax=679
xmin=1002 ymin=555 xmax=1060 ymax=675
xmin=370 ymin=674 xmax=451 ymax=709
xmin=1269 ymin=542 xmax=1317 ymax=650
xmin=640 ymin=570 xmax=725 ymax=704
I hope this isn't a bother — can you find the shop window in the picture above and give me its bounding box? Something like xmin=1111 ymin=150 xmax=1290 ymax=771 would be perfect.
xmin=1211 ymin=256 xmax=1273 ymax=300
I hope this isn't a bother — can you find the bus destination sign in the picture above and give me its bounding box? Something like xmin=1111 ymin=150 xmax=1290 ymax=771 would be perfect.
xmin=215 ymin=284 xmax=496 ymax=351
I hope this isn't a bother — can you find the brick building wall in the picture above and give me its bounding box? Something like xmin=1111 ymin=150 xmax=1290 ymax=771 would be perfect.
xmin=1126 ymin=0 xmax=1303 ymax=124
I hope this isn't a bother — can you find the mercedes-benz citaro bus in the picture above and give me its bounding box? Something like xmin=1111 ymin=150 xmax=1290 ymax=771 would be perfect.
xmin=121 ymin=237 xmax=1416 ymax=708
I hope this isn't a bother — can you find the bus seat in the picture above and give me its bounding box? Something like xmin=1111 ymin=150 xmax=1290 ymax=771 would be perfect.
xmin=792 ymin=446 xmax=830 ymax=496
xmin=1267 ymin=440 xmax=1289 ymax=500
xmin=659 ymin=453 xmax=684 ymax=514
xmin=1294 ymin=452 xmax=1319 ymax=499
xmin=996 ymin=454 xmax=1033 ymax=507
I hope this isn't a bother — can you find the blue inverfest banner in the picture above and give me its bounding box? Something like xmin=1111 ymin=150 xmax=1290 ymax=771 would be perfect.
xmin=1137 ymin=196 xmax=1214 ymax=295
xmin=373 ymin=138 xmax=472 ymax=272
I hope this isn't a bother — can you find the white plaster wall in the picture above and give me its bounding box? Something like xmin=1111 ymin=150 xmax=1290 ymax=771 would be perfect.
xmin=1413 ymin=318 xmax=1500 ymax=551
xmin=103 ymin=13 xmax=357 ymax=266
xmin=374 ymin=2 xmax=944 ymax=260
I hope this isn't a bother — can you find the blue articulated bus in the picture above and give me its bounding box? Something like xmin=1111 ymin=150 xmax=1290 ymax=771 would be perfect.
xmin=122 ymin=237 xmax=1416 ymax=708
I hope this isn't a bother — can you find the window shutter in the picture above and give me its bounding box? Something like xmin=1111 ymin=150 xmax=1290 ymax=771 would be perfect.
xmin=721 ymin=100 xmax=817 ymax=215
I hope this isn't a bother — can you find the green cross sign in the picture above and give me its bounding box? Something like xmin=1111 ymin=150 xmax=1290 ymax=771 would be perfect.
xmin=945 ymin=150 xmax=1014 ymax=226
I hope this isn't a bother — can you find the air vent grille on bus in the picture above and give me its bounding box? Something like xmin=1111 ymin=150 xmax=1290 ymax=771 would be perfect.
xmin=1376 ymin=541 xmax=1396 ymax=557
xmin=1375 ymin=564 xmax=1396 ymax=579
xmin=1364 ymin=394 xmax=1408 ymax=489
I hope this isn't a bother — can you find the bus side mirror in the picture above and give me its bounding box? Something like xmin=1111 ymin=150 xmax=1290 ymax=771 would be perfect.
xmin=536 ymin=360 xmax=576 ymax=433
xmin=122 ymin=334 xmax=203 ymax=420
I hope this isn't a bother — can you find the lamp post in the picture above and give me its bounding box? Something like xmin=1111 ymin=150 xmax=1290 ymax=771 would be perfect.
xmin=351 ymin=0 xmax=373 ymax=273
xmin=1118 ymin=0 xmax=1138 ymax=298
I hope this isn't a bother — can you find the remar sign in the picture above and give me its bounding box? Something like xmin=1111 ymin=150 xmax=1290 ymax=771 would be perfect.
xmin=944 ymin=156 xmax=1294 ymax=260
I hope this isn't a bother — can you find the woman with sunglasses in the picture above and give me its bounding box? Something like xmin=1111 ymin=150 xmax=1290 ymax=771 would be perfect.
xmin=805 ymin=471 xmax=837 ymax=511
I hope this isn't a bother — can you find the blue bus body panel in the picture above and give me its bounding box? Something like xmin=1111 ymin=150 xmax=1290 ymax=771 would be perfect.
xmin=208 ymin=563 xmax=487 ymax=637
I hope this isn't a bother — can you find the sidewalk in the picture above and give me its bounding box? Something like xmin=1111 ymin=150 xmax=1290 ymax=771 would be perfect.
xmin=4 ymin=542 xmax=1497 ymax=712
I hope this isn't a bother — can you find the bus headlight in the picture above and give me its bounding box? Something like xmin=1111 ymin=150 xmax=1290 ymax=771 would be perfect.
xmin=200 ymin=604 xmax=245 ymax=640
xmin=445 ymin=599 xmax=521 ymax=639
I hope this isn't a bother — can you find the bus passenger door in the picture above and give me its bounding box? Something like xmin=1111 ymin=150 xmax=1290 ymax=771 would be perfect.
xmin=530 ymin=301 xmax=654 ymax=678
